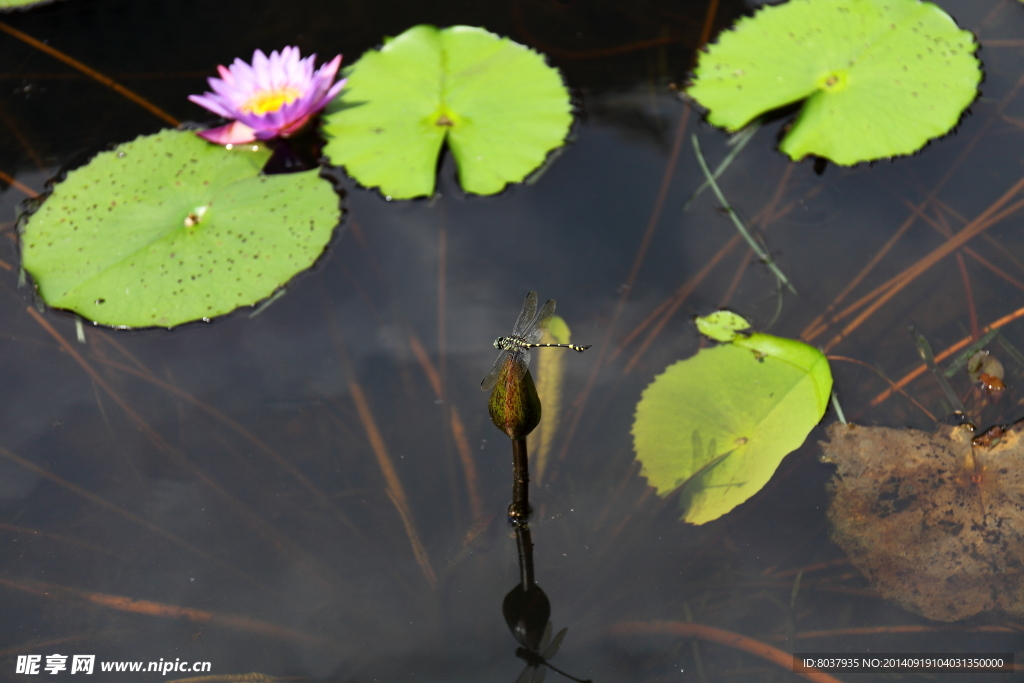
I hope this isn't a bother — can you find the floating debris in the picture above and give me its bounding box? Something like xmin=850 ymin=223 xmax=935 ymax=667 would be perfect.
xmin=821 ymin=420 xmax=1024 ymax=622
xmin=968 ymin=350 xmax=1006 ymax=392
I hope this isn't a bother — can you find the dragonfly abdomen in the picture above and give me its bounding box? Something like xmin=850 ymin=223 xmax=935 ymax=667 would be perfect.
xmin=481 ymin=292 xmax=591 ymax=392
xmin=494 ymin=335 xmax=591 ymax=353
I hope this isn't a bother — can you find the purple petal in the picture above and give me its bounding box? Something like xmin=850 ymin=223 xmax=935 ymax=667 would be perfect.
xmin=272 ymin=54 xmax=290 ymax=91
xmin=233 ymin=110 xmax=285 ymax=137
xmin=231 ymin=57 xmax=258 ymax=91
xmin=299 ymin=53 xmax=316 ymax=82
xmin=252 ymin=48 xmax=270 ymax=67
xmin=279 ymin=112 xmax=315 ymax=137
xmin=208 ymin=77 xmax=243 ymax=102
xmin=265 ymin=49 xmax=280 ymax=87
xmin=196 ymin=121 xmax=258 ymax=145
xmin=251 ymin=125 xmax=284 ymax=141
xmin=299 ymin=57 xmax=342 ymax=108
xmin=190 ymin=47 xmax=344 ymax=142
xmin=316 ymin=54 xmax=343 ymax=86
xmin=323 ymin=76 xmax=347 ymax=102
xmin=188 ymin=93 xmax=236 ymax=119
xmin=252 ymin=50 xmax=272 ymax=90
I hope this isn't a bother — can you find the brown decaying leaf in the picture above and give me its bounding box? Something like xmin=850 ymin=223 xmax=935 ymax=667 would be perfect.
xmin=822 ymin=421 xmax=1024 ymax=622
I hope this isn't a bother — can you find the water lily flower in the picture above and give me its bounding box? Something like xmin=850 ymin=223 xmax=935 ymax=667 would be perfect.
xmin=189 ymin=47 xmax=345 ymax=145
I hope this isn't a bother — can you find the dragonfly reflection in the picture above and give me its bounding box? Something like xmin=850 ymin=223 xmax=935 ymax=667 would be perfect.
xmin=514 ymin=623 xmax=592 ymax=683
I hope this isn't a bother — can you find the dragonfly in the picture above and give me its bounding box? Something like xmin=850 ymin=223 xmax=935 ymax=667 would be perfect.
xmin=481 ymin=292 xmax=591 ymax=392
xmin=514 ymin=623 xmax=592 ymax=683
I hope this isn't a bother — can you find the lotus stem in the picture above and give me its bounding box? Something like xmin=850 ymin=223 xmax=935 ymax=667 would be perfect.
xmin=691 ymin=135 xmax=796 ymax=295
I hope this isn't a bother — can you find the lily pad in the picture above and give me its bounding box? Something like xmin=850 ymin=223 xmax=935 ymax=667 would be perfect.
xmin=686 ymin=0 xmax=981 ymax=165
xmin=633 ymin=313 xmax=832 ymax=525
xmin=1 ymin=0 xmax=58 ymax=10
xmin=822 ymin=421 xmax=1024 ymax=621
xmin=695 ymin=310 xmax=751 ymax=342
xmin=20 ymin=129 xmax=340 ymax=328
xmin=322 ymin=24 xmax=573 ymax=199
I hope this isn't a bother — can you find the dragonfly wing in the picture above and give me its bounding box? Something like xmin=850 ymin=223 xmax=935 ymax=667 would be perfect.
xmin=516 ymin=348 xmax=533 ymax=379
xmin=535 ymin=665 xmax=547 ymax=683
xmin=524 ymin=298 xmax=556 ymax=344
xmin=543 ymin=628 xmax=567 ymax=659
xmin=514 ymin=664 xmax=533 ymax=683
xmin=481 ymin=349 xmax=511 ymax=391
xmin=512 ymin=292 xmax=539 ymax=337
xmin=539 ymin=622 xmax=553 ymax=650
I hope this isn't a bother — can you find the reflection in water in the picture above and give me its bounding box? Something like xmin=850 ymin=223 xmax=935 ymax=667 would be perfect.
xmin=488 ymin=346 xmax=591 ymax=683
xmin=514 ymin=623 xmax=592 ymax=683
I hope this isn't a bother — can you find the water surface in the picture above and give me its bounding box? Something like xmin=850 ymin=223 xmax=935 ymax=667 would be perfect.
xmin=2 ymin=0 xmax=1024 ymax=680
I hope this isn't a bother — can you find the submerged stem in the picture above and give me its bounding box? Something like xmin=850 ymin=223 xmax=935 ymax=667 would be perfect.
xmin=684 ymin=120 xmax=762 ymax=210
xmin=830 ymin=390 xmax=847 ymax=425
xmin=691 ymin=135 xmax=796 ymax=295
xmin=943 ymin=327 xmax=1000 ymax=377
xmin=910 ymin=324 xmax=966 ymax=416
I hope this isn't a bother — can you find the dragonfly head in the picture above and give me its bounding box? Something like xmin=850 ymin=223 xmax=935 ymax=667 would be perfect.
xmin=493 ymin=337 xmax=502 ymax=349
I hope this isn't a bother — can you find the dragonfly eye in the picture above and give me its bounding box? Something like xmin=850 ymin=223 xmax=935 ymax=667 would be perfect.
xmin=493 ymin=338 xmax=501 ymax=349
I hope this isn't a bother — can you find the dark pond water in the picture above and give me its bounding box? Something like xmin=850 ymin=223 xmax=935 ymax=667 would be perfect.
xmin=2 ymin=0 xmax=1024 ymax=681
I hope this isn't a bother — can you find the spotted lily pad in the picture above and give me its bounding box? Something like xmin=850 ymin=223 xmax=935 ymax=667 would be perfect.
xmin=20 ymin=129 xmax=340 ymax=328
xmin=322 ymin=25 xmax=573 ymax=199
xmin=686 ymin=0 xmax=981 ymax=165
xmin=822 ymin=421 xmax=1024 ymax=621
xmin=695 ymin=309 xmax=751 ymax=342
xmin=633 ymin=312 xmax=832 ymax=525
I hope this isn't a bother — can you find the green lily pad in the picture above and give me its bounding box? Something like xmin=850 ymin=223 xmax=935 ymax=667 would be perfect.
xmin=20 ymin=129 xmax=340 ymax=328
xmin=322 ymin=24 xmax=573 ymax=199
xmin=695 ymin=310 xmax=751 ymax=342
xmin=632 ymin=313 xmax=832 ymax=525
xmin=0 ymin=0 xmax=61 ymax=10
xmin=686 ymin=0 xmax=981 ymax=165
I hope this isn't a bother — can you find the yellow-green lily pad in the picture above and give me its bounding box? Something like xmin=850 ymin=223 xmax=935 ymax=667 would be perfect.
xmin=633 ymin=312 xmax=833 ymax=524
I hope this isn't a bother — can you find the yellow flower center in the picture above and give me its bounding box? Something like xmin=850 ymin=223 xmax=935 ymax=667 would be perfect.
xmin=239 ymin=86 xmax=303 ymax=115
